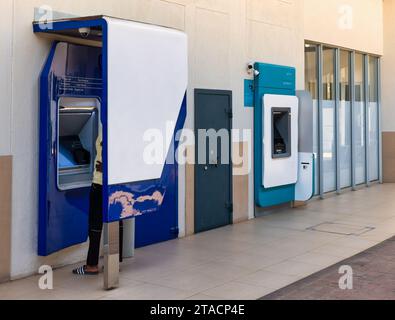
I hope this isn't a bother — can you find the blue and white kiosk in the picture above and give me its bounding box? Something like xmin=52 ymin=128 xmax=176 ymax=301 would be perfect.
xmin=252 ymin=63 xmax=315 ymax=209
xmin=33 ymin=16 xmax=188 ymax=288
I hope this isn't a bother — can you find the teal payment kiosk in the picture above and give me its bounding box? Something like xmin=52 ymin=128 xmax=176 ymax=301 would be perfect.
xmin=253 ymin=63 xmax=315 ymax=208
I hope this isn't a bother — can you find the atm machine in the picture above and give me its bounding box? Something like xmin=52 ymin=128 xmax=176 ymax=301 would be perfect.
xmin=33 ymin=16 xmax=188 ymax=288
xmin=253 ymin=63 xmax=315 ymax=208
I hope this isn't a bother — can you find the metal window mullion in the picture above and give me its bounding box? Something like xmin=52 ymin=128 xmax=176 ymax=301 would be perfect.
xmin=350 ymin=52 xmax=356 ymax=191
xmin=364 ymin=55 xmax=370 ymax=187
xmin=318 ymin=45 xmax=324 ymax=199
xmin=378 ymin=58 xmax=383 ymax=184
xmin=335 ymin=49 xmax=341 ymax=194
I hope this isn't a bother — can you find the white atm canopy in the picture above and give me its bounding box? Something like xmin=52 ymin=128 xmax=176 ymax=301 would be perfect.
xmin=34 ymin=16 xmax=188 ymax=185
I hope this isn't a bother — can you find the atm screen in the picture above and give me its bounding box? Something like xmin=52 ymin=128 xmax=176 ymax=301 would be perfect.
xmin=57 ymin=106 xmax=98 ymax=190
xmin=272 ymin=108 xmax=291 ymax=159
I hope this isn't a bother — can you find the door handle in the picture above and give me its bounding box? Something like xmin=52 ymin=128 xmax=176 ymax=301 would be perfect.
xmin=208 ymin=163 xmax=219 ymax=168
xmin=208 ymin=157 xmax=219 ymax=167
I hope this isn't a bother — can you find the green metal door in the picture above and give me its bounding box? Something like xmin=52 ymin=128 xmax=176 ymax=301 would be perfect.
xmin=194 ymin=89 xmax=233 ymax=233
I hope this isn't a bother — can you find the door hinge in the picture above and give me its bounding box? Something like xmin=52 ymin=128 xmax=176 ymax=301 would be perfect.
xmin=226 ymin=202 xmax=233 ymax=212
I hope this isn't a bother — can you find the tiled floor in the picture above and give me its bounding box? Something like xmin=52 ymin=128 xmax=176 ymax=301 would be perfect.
xmin=262 ymin=236 xmax=395 ymax=300
xmin=2 ymin=184 xmax=395 ymax=300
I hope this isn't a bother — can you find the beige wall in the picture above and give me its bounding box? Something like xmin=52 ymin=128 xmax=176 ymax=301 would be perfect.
xmin=0 ymin=0 xmax=13 ymax=156
xmin=0 ymin=0 xmax=386 ymax=279
xmin=382 ymin=0 xmax=395 ymax=182
xmin=0 ymin=0 xmax=13 ymax=283
xmin=0 ymin=156 xmax=12 ymax=282
xmin=232 ymin=142 xmax=249 ymax=224
xmin=304 ymin=0 xmax=383 ymax=55
xmin=382 ymin=133 xmax=395 ymax=182
xmin=382 ymin=0 xmax=395 ymax=132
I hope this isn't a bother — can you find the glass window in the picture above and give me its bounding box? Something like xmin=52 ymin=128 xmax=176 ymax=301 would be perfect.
xmin=322 ymin=47 xmax=336 ymax=193
xmin=305 ymin=43 xmax=381 ymax=196
xmin=368 ymin=56 xmax=379 ymax=182
xmin=305 ymin=44 xmax=319 ymax=195
xmin=354 ymin=53 xmax=366 ymax=185
xmin=339 ymin=50 xmax=352 ymax=188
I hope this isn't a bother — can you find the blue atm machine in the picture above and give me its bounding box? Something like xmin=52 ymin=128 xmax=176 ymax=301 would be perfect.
xmin=34 ymin=16 xmax=188 ymax=262
xmin=253 ymin=63 xmax=315 ymax=208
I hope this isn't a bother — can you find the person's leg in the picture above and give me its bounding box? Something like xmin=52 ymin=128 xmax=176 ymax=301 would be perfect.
xmin=119 ymin=220 xmax=124 ymax=263
xmin=73 ymin=184 xmax=103 ymax=275
xmin=87 ymin=184 xmax=103 ymax=269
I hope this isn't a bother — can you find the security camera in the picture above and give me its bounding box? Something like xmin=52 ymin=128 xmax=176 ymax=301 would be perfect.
xmin=247 ymin=62 xmax=259 ymax=77
xmin=79 ymin=27 xmax=91 ymax=38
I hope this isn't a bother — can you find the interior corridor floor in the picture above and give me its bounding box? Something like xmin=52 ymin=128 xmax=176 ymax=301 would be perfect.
xmin=261 ymin=235 xmax=395 ymax=300
xmin=1 ymin=184 xmax=395 ymax=300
